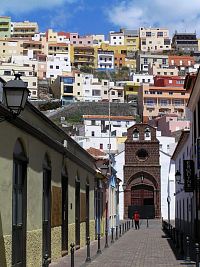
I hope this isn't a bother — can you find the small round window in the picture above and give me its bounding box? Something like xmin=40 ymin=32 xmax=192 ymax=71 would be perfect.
xmin=136 ymin=149 xmax=148 ymax=160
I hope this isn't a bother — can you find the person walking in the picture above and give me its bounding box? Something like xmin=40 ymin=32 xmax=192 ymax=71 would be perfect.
xmin=133 ymin=211 xmax=140 ymax=230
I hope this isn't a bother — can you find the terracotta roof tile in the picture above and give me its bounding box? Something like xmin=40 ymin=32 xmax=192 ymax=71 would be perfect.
xmin=86 ymin=147 xmax=108 ymax=159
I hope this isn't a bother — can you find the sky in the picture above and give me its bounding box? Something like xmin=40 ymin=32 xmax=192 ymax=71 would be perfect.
xmin=1 ymin=0 xmax=200 ymax=37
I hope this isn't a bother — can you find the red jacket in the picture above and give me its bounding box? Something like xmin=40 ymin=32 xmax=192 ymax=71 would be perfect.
xmin=134 ymin=213 xmax=140 ymax=221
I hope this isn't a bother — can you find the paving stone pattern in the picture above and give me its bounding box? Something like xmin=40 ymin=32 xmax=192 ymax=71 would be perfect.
xmin=50 ymin=220 xmax=196 ymax=267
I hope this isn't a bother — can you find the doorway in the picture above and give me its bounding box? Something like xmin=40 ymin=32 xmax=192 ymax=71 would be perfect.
xmin=75 ymin=179 xmax=80 ymax=249
xmin=62 ymin=175 xmax=68 ymax=255
xmin=12 ymin=140 xmax=27 ymax=267
xmin=42 ymin=156 xmax=51 ymax=260
xmin=130 ymin=184 xmax=155 ymax=219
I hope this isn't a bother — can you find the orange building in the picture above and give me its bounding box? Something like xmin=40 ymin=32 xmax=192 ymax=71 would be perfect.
xmin=138 ymin=83 xmax=191 ymax=122
xmin=168 ymin=55 xmax=195 ymax=67
xmin=114 ymin=53 xmax=126 ymax=69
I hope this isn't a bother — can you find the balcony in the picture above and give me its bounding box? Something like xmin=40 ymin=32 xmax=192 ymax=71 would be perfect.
xmin=145 ymin=102 xmax=156 ymax=107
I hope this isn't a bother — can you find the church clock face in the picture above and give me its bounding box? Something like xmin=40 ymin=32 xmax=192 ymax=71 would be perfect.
xmin=136 ymin=149 xmax=149 ymax=161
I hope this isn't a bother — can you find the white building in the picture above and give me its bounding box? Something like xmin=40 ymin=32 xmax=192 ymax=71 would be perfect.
xmin=157 ymin=133 xmax=176 ymax=221
xmin=139 ymin=27 xmax=171 ymax=52
xmin=46 ymin=53 xmax=71 ymax=80
xmin=98 ymin=51 xmax=114 ymax=71
xmin=74 ymin=115 xmax=136 ymax=153
xmin=92 ymin=34 xmax=105 ymax=46
xmin=132 ymin=73 xmax=154 ymax=84
xmin=109 ymin=31 xmax=125 ymax=46
xmin=0 ymin=63 xmax=38 ymax=99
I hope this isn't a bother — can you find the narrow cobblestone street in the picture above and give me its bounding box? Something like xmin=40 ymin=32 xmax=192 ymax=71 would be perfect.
xmin=51 ymin=220 xmax=196 ymax=267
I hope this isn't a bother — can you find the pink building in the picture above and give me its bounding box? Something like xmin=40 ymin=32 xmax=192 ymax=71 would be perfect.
xmin=149 ymin=114 xmax=190 ymax=136
xmin=70 ymin=33 xmax=93 ymax=46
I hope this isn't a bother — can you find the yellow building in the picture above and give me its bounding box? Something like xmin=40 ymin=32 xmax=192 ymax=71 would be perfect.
xmin=0 ymin=85 xmax=100 ymax=267
xmin=124 ymin=58 xmax=136 ymax=71
xmin=124 ymin=81 xmax=140 ymax=102
xmin=11 ymin=21 xmax=38 ymax=38
xmin=0 ymin=16 xmax=11 ymax=38
xmin=100 ymin=43 xmax=127 ymax=55
xmin=124 ymin=36 xmax=139 ymax=52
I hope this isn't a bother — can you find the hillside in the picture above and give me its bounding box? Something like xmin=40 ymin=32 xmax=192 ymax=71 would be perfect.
xmin=46 ymin=102 xmax=139 ymax=126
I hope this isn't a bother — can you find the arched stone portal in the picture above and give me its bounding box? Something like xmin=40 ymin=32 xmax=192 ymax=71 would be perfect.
xmin=124 ymin=123 xmax=161 ymax=219
xmin=124 ymin=171 xmax=160 ymax=219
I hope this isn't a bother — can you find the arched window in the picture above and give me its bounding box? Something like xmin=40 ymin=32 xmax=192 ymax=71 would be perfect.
xmin=133 ymin=128 xmax=139 ymax=140
xmin=61 ymin=165 xmax=68 ymax=253
xmin=145 ymin=128 xmax=151 ymax=140
xmin=12 ymin=139 xmax=28 ymax=266
xmin=42 ymin=153 xmax=51 ymax=259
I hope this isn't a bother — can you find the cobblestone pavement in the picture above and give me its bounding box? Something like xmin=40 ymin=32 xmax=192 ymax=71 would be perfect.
xmin=50 ymin=220 xmax=196 ymax=267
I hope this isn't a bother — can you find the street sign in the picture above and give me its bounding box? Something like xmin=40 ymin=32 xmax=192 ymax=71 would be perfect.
xmin=183 ymin=160 xmax=194 ymax=192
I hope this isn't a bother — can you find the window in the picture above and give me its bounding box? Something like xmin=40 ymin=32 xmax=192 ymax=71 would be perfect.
xmin=91 ymin=120 xmax=96 ymax=125
xmin=32 ymin=82 xmax=36 ymax=86
xmin=160 ymin=99 xmax=168 ymax=106
xmin=169 ymin=92 xmax=173 ymax=95
xmin=111 ymin=91 xmax=115 ymax=95
xmin=144 ymin=58 xmax=148 ymax=64
xmin=77 ymin=83 xmax=80 ymax=86
xmin=91 ymin=131 xmax=95 ymax=136
xmin=157 ymin=32 xmax=163 ymax=37
xmin=29 ymin=72 xmax=32 ymax=75
xmin=56 ymin=66 xmax=59 ymax=69
xmin=50 ymin=65 xmax=53 ymax=69
xmin=146 ymin=32 xmax=151 ymax=37
xmin=64 ymin=85 xmax=73 ymax=93
xmin=107 ymin=144 xmax=111 ymax=149
xmin=77 ymin=92 xmax=80 ymax=95
xmin=162 ymin=59 xmax=167 ymax=65
xmin=137 ymin=78 xmax=140 ymax=82
xmin=176 ymin=80 xmax=185 ymax=84
xmin=100 ymin=144 xmax=103 ymax=149
xmin=145 ymin=128 xmax=151 ymax=140
xmin=4 ymin=70 xmax=11 ymax=75
xmin=136 ymin=149 xmax=148 ymax=160
xmin=104 ymin=90 xmax=107 ymax=94
xmin=133 ymin=128 xmax=139 ymax=140
xmin=104 ymin=81 xmax=107 ymax=85
xmin=32 ymin=91 xmax=37 ymax=95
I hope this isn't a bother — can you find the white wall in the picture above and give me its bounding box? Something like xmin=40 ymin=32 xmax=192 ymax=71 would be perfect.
xmin=157 ymin=135 xmax=176 ymax=221
xmin=114 ymin=151 xmax=125 ymax=220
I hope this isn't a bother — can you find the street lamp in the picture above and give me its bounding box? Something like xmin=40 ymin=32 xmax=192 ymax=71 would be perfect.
xmin=175 ymin=170 xmax=184 ymax=185
xmin=122 ymin=183 xmax=126 ymax=192
xmin=0 ymin=73 xmax=30 ymax=122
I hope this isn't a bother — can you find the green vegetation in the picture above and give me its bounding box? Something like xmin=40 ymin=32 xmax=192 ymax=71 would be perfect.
xmin=94 ymin=68 xmax=131 ymax=82
xmin=39 ymin=101 xmax=61 ymax=111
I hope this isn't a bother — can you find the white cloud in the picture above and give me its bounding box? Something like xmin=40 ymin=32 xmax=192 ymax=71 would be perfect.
xmin=0 ymin=0 xmax=77 ymax=15
xmin=106 ymin=0 xmax=200 ymax=35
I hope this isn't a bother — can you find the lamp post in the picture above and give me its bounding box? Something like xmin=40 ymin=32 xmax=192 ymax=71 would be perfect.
xmin=100 ymin=164 xmax=109 ymax=248
xmin=0 ymin=73 xmax=30 ymax=122
xmin=175 ymin=170 xmax=183 ymax=185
